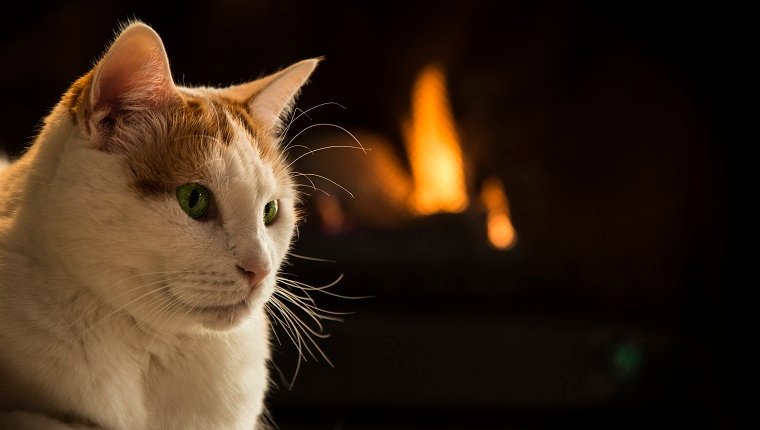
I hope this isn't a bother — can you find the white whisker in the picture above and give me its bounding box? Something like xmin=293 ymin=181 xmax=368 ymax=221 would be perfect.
xmin=281 ymin=102 xmax=347 ymax=145
xmin=294 ymin=172 xmax=355 ymax=198
xmin=293 ymin=183 xmax=330 ymax=196
xmin=285 ymin=123 xmax=367 ymax=168
xmin=287 ymin=253 xmax=337 ymax=263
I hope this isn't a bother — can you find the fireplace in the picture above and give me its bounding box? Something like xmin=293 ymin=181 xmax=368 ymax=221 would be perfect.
xmin=0 ymin=1 xmax=736 ymax=428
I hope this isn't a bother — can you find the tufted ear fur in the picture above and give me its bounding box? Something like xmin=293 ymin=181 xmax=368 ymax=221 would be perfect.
xmin=85 ymin=22 xmax=178 ymax=135
xmin=223 ymin=58 xmax=320 ymax=135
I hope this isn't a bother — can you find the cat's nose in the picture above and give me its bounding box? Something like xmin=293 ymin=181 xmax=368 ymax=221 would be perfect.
xmin=237 ymin=262 xmax=271 ymax=289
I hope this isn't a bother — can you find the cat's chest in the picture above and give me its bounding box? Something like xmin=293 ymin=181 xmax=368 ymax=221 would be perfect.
xmin=68 ymin=314 xmax=270 ymax=430
xmin=140 ymin=317 xmax=270 ymax=430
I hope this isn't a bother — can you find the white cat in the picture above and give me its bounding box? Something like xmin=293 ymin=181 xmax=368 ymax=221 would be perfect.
xmin=0 ymin=22 xmax=318 ymax=429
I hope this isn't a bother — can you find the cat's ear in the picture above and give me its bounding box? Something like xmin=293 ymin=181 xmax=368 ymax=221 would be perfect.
xmin=224 ymin=58 xmax=320 ymax=135
xmin=86 ymin=23 xmax=177 ymax=127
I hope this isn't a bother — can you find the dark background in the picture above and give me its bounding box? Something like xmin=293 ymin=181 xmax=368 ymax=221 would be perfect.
xmin=0 ymin=1 xmax=743 ymax=429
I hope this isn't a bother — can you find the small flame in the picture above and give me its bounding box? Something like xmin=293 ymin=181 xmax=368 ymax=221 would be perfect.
xmin=404 ymin=65 xmax=468 ymax=215
xmin=480 ymin=177 xmax=517 ymax=250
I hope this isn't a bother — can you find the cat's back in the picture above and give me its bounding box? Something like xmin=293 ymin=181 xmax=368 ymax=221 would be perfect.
xmin=0 ymin=154 xmax=31 ymax=221
xmin=0 ymin=153 xmax=11 ymax=212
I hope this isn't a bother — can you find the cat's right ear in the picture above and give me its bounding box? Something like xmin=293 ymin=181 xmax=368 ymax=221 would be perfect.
xmin=83 ymin=23 xmax=178 ymax=137
xmin=223 ymin=58 xmax=320 ymax=136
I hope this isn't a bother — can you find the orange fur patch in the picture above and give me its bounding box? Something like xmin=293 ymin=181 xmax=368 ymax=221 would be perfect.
xmin=64 ymin=79 xmax=290 ymax=199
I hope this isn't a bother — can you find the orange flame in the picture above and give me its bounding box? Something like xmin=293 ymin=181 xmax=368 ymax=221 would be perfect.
xmin=404 ymin=65 xmax=468 ymax=215
xmin=480 ymin=177 xmax=517 ymax=250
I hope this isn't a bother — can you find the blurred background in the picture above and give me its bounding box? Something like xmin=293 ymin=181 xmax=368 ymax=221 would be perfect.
xmin=0 ymin=1 xmax=742 ymax=429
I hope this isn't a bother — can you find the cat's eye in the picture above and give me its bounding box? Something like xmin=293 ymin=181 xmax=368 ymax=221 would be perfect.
xmin=263 ymin=200 xmax=278 ymax=226
xmin=176 ymin=183 xmax=212 ymax=220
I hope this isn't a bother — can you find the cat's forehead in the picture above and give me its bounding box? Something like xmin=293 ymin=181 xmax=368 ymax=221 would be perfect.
xmin=122 ymin=88 xmax=286 ymax=197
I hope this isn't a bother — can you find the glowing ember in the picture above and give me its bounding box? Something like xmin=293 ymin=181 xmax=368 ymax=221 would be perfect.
xmin=404 ymin=65 xmax=469 ymax=215
xmin=315 ymin=195 xmax=347 ymax=235
xmin=480 ymin=177 xmax=517 ymax=250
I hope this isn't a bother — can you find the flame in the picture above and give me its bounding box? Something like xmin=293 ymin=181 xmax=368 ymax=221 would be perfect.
xmin=480 ymin=177 xmax=517 ymax=250
xmin=404 ymin=65 xmax=468 ymax=215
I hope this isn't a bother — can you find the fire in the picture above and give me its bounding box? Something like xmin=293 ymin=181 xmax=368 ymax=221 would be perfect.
xmin=480 ymin=177 xmax=517 ymax=250
xmin=404 ymin=65 xmax=468 ymax=215
xmin=334 ymin=65 xmax=516 ymax=250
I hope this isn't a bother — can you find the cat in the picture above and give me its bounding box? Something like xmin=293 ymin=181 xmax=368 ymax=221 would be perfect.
xmin=0 ymin=22 xmax=319 ymax=429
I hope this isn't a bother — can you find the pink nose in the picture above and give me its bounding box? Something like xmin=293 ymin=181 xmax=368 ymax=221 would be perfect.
xmin=237 ymin=263 xmax=271 ymax=289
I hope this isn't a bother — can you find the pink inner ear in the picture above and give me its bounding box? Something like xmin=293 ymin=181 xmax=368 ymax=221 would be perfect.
xmin=91 ymin=26 xmax=176 ymax=114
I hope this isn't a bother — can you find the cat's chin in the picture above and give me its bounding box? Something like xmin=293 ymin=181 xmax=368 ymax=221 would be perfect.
xmin=180 ymin=283 xmax=273 ymax=331
xmin=131 ymin=286 xmax=261 ymax=333
xmin=200 ymin=290 xmax=276 ymax=332
xmin=198 ymin=302 xmax=255 ymax=331
xmin=170 ymin=293 xmax=258 ymax=331
xmin=132 ymin=302 xmax=256 ymax=334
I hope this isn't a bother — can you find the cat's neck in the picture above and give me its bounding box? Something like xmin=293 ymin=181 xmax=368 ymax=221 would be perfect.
xmin=1 ymin=103 xmax=76 ymax=251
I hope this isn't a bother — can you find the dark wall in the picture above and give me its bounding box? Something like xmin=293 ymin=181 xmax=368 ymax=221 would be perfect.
xmin=0 ymin=1 xmax=740 ymax=429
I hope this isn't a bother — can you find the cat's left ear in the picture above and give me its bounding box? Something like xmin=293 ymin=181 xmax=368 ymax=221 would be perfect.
xmin=223 ymin=58 xmax=321 ymax=135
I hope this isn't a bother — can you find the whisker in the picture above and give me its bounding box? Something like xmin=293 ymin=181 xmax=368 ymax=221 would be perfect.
xmin=268 ymin=301 xmax=304 ymax=357
xmin=293 ymin=183 xmax=330 ymax=196
xmin=286 ymin=143 xmax=366 ymax=170
xmin=281 ymin=102 xmax=347 ymax=146
xmin=273 ymin=297 xmax=334 ymax=366
xmin=293 ymin=171 xmax=318 ymax=191
xmin=275 ymin=289 xmax=334 ymax=330
xmin=264 ymin=306 xmax=284 ymax=347
xmin=294 ymin=172 xmax=355 ymax=199
xmin=272 ymin=297 xmax=320 ymax=361
xmin=269 ymin=298 xmax=307 ymax=387
xmin=155 ymin=288 xmax=204 ymax=338
xmin=285 ymin=122 xmax=367 ymax=168
xmin=120 ymin=288 xmax=181 ymax=342
xmin=282 ymin=273 xmax=344 ymax=290
xmin=69 ymin=272 xmax=197 ymax=335
xmin=284 ymin=144 xmax=312 ymax=155
xmin=279 ymin=274 xmax=373 ymax=301
xmin=287 ymin=253 xmax=337 ymax=263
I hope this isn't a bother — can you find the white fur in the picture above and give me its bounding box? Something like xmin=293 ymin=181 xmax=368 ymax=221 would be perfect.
xmin=0 ymin=23 xmax=313 ymax=430
xmin=0 ymin=103 xmax=280 ymax=430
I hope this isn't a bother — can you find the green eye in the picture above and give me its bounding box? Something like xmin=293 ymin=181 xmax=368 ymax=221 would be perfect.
xmin=176 ymin=183 xmax=211 ymax=220
xmin=264 ymin=200 xmax=278 ymax=225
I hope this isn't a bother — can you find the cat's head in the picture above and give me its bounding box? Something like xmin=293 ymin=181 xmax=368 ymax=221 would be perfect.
xmin=44 ymin=23 xmax=317 ymax=332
